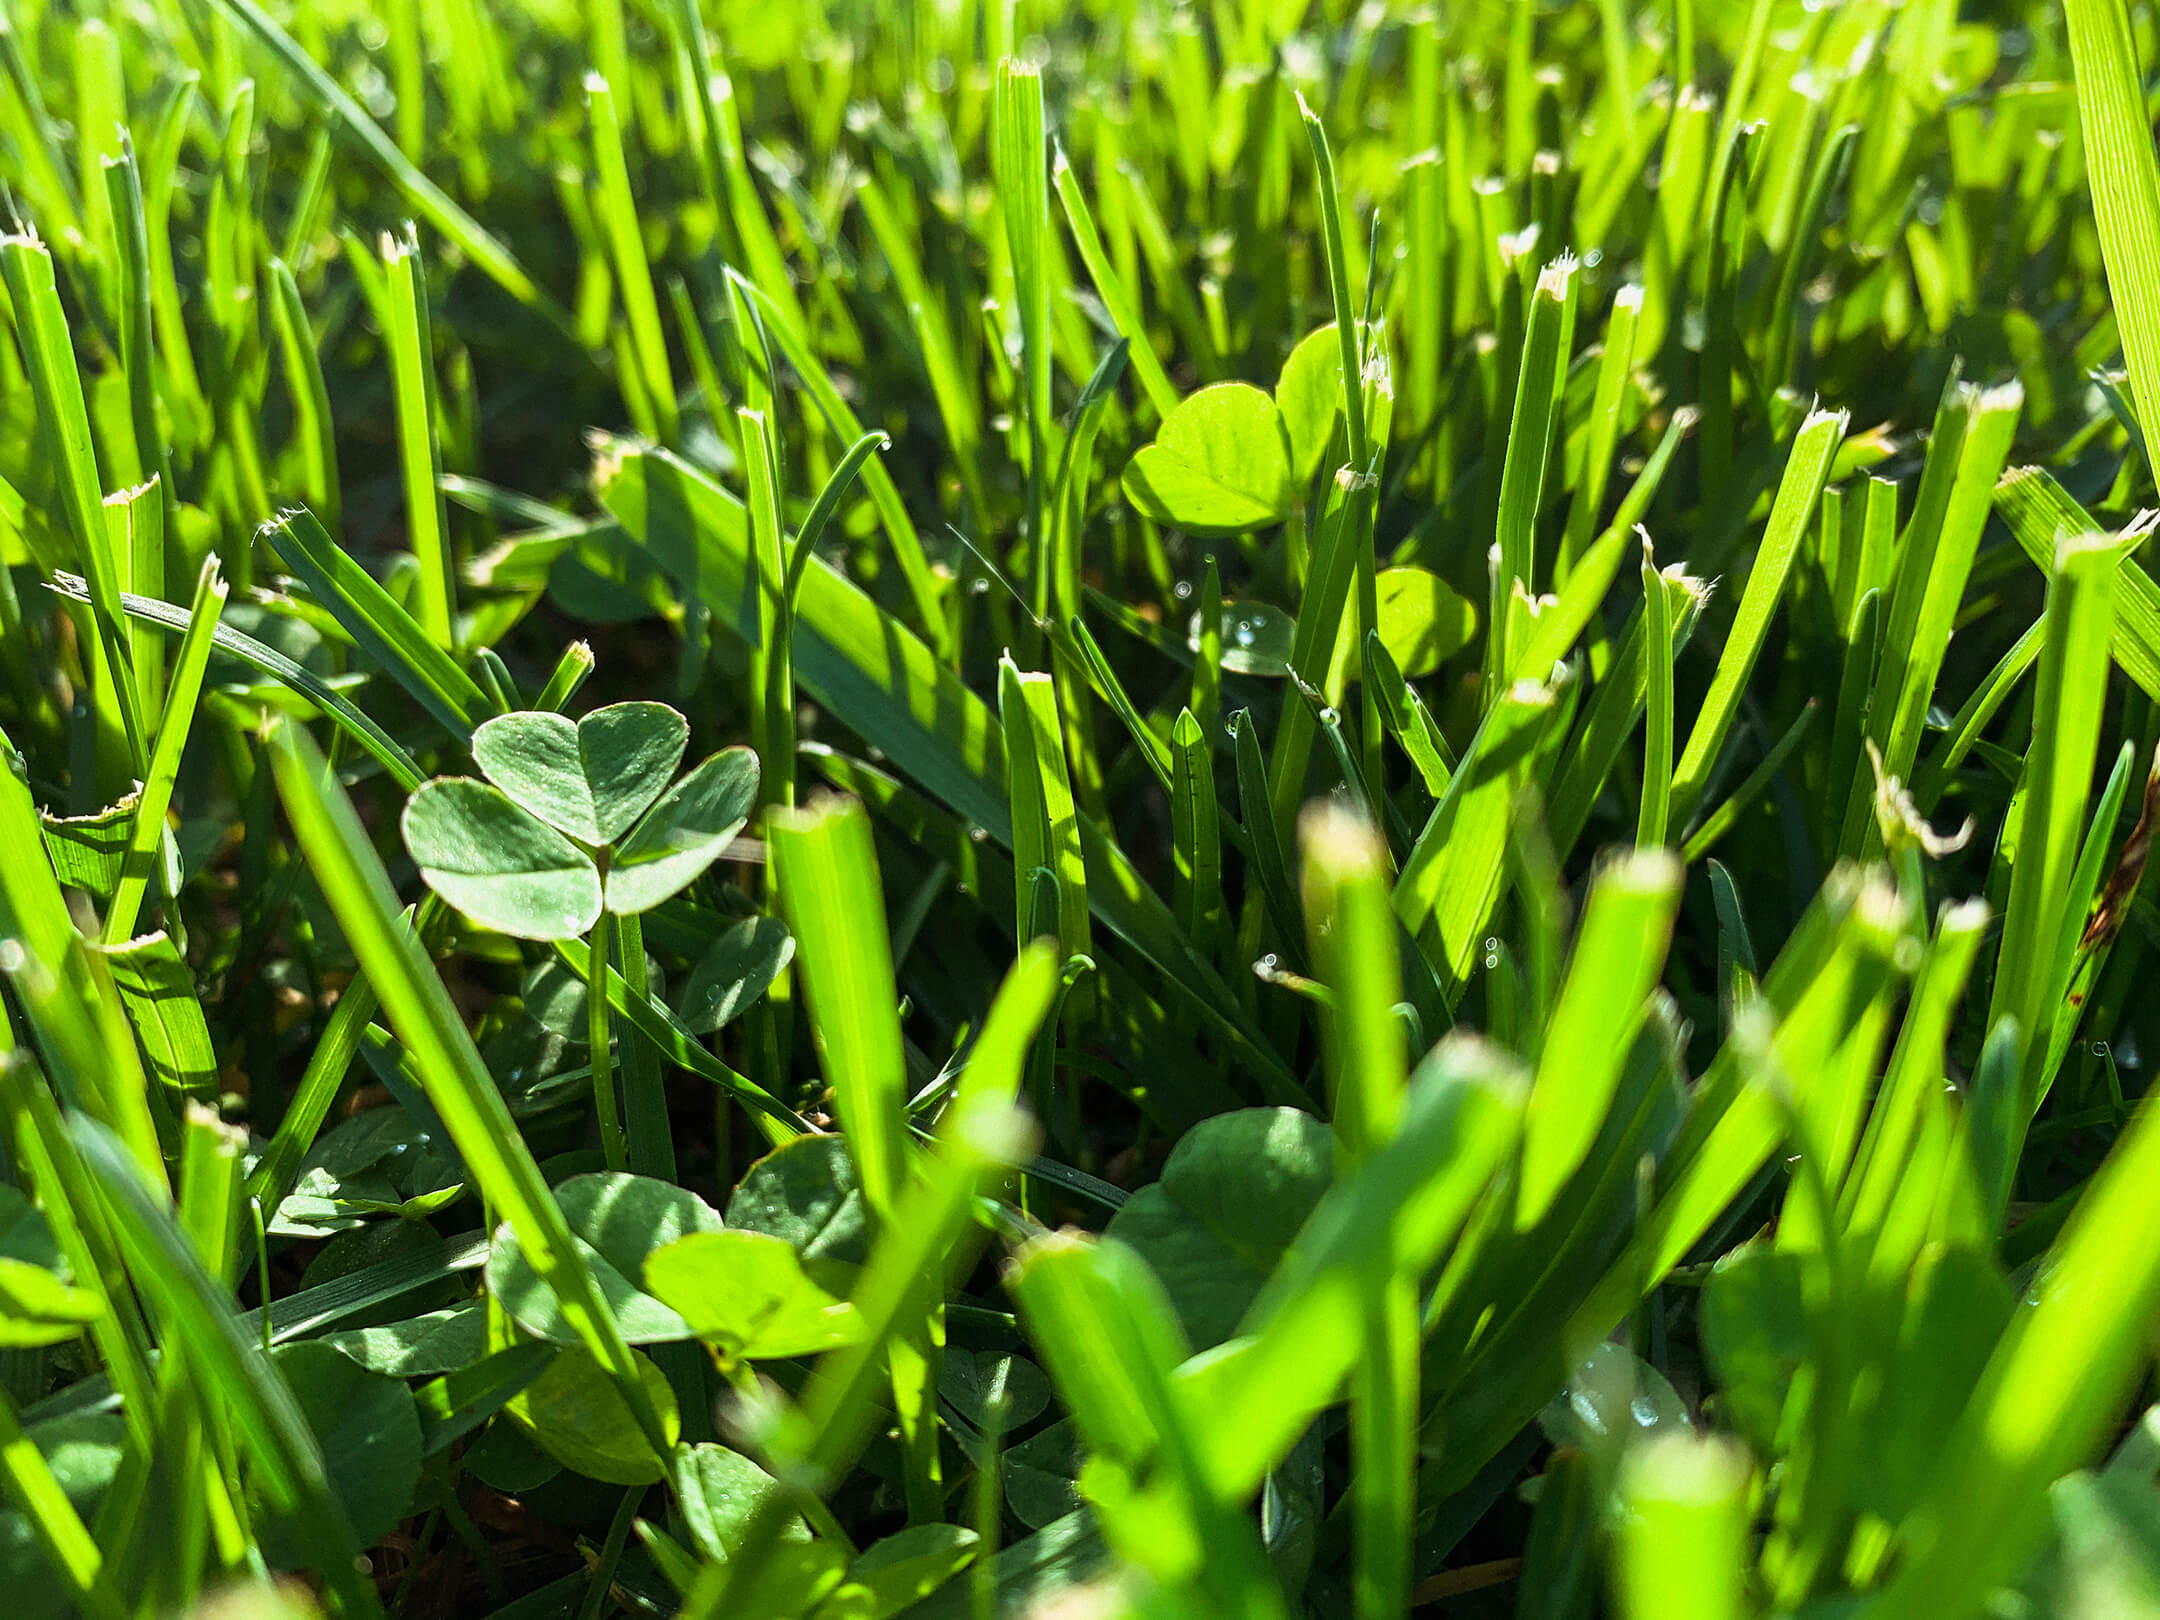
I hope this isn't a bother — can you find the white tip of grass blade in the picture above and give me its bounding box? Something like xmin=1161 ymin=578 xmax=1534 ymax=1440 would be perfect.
xmin=583 ymin=69 xmax=609 ymax=93
xmin=1535 ymin=254 xmax=1578 ymax=300
xmin=1614 ymin=283 xmax=1646 ymax=313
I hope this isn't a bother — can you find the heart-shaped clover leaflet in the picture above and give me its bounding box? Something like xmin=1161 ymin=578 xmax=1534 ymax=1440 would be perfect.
xmin=471 ymin=701 xmax=688 ymax=845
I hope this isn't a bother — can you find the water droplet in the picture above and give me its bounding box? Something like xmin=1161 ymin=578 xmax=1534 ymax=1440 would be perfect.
xmin=968 ymin=825 xmax=989 ymax=843
xmin=1173 ymin=579 xmax=1193 ymax=601
xmin=1235 ymin=621 xmax=1257 ymax=648
xmin=1630 ymin=1395 xmax=1661 ymax=1428
xmin=0 ymin=939 xmax=22 ymax=973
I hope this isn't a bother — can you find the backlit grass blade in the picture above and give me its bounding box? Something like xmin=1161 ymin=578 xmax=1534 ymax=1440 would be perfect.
xmin=2063 ymin=0 xmax=2160 ymax=468
xmin=1558 ymin=283 xmax=1643 ymax=580
xmin=1613 ymin=1436 xmax=1753 ymax=1620
xmin=726 ymin=279 xmax=948 ymax=656
xmin=1181 ymin=1034 xmax=1528 ymax=1500
xmin=101 ymin=557 xmax=226 ymax=946
xmin=1 ymin=233 xmax=148 ymax=780
xmin=269 ymin=258 xmax=339 ymax=529
xmin=265 ymin=720 xmax=669 ymax=1459
xmin=1840 ymin=382 xmax=2024 ymax=853
xmin=1638 ymin=539 xmax=1676 ymax=849
xmin=1052 ymin=146 xmax=1176 ymax=419
xmin=998 ymin=658 xmax=1091 ymax=983
xmin=996 ymin=59 xmax=1054 ymax=622
xmin=1516 ymin=849 xmax=1683 ymax=1226
xmin=699 ymin=951 xmax=1056 ymax=1613
xmin=1171 ymin=710 xmax=1223 ymax=969
xmin=1670 ymin=405 xmax=1844 ymax=825
xmin=767 ymin=796 xmax=911 ymax=1223
xmin=70 ymin=1115 xmax=388 ymax=1619
xmin=1994 ymin=465 xmax=2160 ymax=701
xmin=1395 ymin=673 xmax=1563 ymax=994
xmin=1302 ymin=804 xmax=1414 ymax=1620
xmin=1491 ymin=256 xmax=1579 ymax=683
xmin=587 ymin=73 xmax=677 ymax=446
xmin=1986 ymin=533 xmax=2119 ymax=1120
xmin=209 ymin=0 xmax=568 ymax=330
xmin=260 ymin=506 xmax=490 ymax=737
xmin=381 ymin=229 xmax=456 ymax=649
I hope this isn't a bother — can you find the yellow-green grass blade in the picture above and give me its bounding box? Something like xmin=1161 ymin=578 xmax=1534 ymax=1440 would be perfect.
xmin=1670 ymin=405 xmax=1845 ymax=825
xmin=2063 ymin=0 xmax=2160 ymax=471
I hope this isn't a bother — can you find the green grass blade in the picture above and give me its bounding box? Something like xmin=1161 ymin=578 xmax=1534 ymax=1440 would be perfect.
xmin=1995 ymin=466 xmax=2160 ymax=702
xmin=1516 ymin=849 xmax=1683 ymax=1226
xmin=259 ymin=506 xmax=489 ymax=738
xmin=1987 ymin=533 xmax=2119 ymax=1120
xmin=587 ymin=72 xmax=677 ymax=446
xmin=1 ymin=234 xmax=148 ymax=780
xmin=268 ymin=258 xmax=340 ymax=529
xmin=2063 ymin=0 xmax=2160 ymax=467
xmin=101 ymin=557 xmax=226 ymax=945
xmin=1491 ymin=256 xmax=1579 ymax=684
xmin=767 ymin=796 xmax=911 ymax=1223
xmin=1670 ymin=405 xmax=1844 ymax=824
xmin=381 ymin=229 xmax=456 ymax=650
xmin=1052 ymin=147 xmax=1177 ymax=420
xmin=69 ymin=1115 xmax=388 ymax=1619
xmin=46 ymin=571 xmax=428 ymax=791
xmin=1637 ymin=542 xmax=1677 ymax=849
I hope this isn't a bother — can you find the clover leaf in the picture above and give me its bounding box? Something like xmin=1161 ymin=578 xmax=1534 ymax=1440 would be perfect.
xmin=1121 ymin=382 xmax=1297 ymax=535
xmin=401 ymin=709 xmax=759 ymax=941
xmin=470 ymin=701 xmax=687 ymax=845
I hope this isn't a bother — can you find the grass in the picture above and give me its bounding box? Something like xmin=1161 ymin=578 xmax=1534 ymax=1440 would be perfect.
xmin=7 ymin=1 xmax=2160 ymax=1618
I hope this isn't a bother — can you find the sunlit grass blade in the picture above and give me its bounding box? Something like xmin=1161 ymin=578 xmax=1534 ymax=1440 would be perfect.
xmin=1637 ymin=538 xmax=1676 ymax=849
xmin=100 ymin=558 xmax=226 ymax=945
xmin=587 ymin=72 xmax=676 ymax=446
xmin=1490 ymin=256 xmax=1578 ymax=684
xmin=1053 ymin=147 xmax=1176 ymax=420
xmin=1395 ymin=672 xmax=1563 ymax=995
xmin=70 ymin=1115 xmax=387 ymax=1619
xmin=381 ymin=229 xmax=456 ymax=650
xmin=1995 ymin=465 xmax=2160 ymax=702
xmin=1840 ymin=381 xmax=2023 ymax=853
xmin=1986 ymin=533 xmax=2119 ymax=1121
xmin=2063 ymin=0 xmax=2160 ymax=468
xmin=260 ymin=506 xmax=489 ymax=737
xmin=1670 ymin=405 xmax=1844 ymax=825
xmin=269 ymin=258 xmax=339 ymax=529
xmin=1612 ymin=1435 xmax=1753 ymax=1620
xmin=1516 ymin=848 xmax=1683 ymax=1226
xmin=1302 ymin=804 xmax=1413 ymax=1620
xmin=2 ymin=233 xmax=148 ymax=781
xmin=46 ymin=570 xmax=428 ymax=791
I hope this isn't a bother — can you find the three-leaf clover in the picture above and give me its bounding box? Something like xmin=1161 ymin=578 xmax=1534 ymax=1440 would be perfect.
xmin=401 ymin=702 xmax=759 ymax=1170
xmin=400 ymin=702 xmax=758 ymax=940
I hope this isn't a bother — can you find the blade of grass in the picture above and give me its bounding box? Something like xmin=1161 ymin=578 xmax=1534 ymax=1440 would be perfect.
xmin=2063 ymin=0 xmax=2160 ymax=470
xmin=381 ymin=229 xmax=456 ymax=650
xmin=259 ymin=505 xmax=489 ymax=737
xmin=1670 ymin=406 xmax=1844 ymax=825
xmin=101 ymin=558 xmax=226 ymax=945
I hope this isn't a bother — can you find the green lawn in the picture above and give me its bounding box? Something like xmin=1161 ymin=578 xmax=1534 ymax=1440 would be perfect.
xmin=4 ymin=1 xmax=2160 ymax=1617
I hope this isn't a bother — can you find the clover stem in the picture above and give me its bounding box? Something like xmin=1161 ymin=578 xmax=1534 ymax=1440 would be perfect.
xmin=588 ymin=906 xmax=628 ymax=1171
